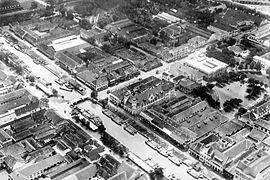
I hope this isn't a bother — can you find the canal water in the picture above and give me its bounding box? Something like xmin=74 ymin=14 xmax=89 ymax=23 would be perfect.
xmin=78 ymin=101 xmax=196 ymax=180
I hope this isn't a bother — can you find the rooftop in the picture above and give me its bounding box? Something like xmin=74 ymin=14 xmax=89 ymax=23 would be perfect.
xmin=154 ymin=12 xmax=181 ymax=23
xmin=112 ymin=76 xmax=174 ymax=108
xmin=0 ymin=70 xmax=7 ymax=82
xmin=237 ymin=149 xmax=270 ymax=179
xmin=19 ymin=154 xmax=65 ymax=177
xmin=185 ymin=57 xmax=228 ymax=75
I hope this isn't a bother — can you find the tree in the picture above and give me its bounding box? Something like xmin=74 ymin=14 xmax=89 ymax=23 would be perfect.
xmin=66 ymin=11 xmax=74 ymax=20
xmin=98 ymin=124 xmax=106 ymax=133
xmin=101 ymin=44 xmax=113 ymax=54
xmin=52 ymin=89 xmax=58 ymax=96
xmin=100 ymin=98 xmax=108 ymax=108
xmin=46 ymin=0 xmax=55 ymax=7
xmin=79 ymin=19 xmax=92 ymax=30
xmin=28 ymin=75 xmax=35 ymax=82
xmin=15 ymin=65 xmax=23 ymax=75
xmin=238 ymin=107 xmax=247 ymax=116
xmin=87 ymin=37 xmax=96 ymax=46
xmin=249 ymin=61 xmax=256 ymax=69
xmin=150 ymin=37 xmax=157 ymax=45
xmin=266 ymin=67 xmax=270 ymax=75
xmin=238 ymin=63 xmax=244 ymax=70
xmin=206 ymin=83 xmax=215 ymax=90
xmin=159 ymin=30 xmax=169 ymax=43
xmin=31 ymin=1 xmax=38 ymax=9
xmin=103 ymin=33 xmax=111 ymax=42
xmin=91 ymin=91 xmax=98 ymax=99
xmin=97 ymin=18 xmax=110 ymax=29
xmin=255 ymin=61 xmax=262 ymax=71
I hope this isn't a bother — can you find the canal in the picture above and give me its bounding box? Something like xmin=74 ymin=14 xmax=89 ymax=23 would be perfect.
xmin=78 ymin=101 xmax=196 ymax=180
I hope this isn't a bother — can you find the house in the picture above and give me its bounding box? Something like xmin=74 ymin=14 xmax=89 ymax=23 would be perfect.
xmin=0 ymin=151 xmax=5 ymax=167
xmin=228 ymin=46 xmax=244 ymax=56
xmin=25 ymin=145 xmax=55 ymax=163
xmin=0 ymin=129 xmax=13 ymax=147
xmin=4 ymin=155 xmax=17 ymax=173
xmin=9 ymin=154 xmax=65 ymax=180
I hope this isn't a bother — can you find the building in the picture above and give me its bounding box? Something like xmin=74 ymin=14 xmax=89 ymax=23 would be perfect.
xmin=253 ymin=52 xmax=270 ymax=70
xmin=184 ymin=57 xmax=228 ymax=79
xmin=0 ymin=151 xmax=5 ymax=167
xmin=77 ymin=70 xmax=108 ymax=92
xmin=0 ymin=88 xmax=32 ymax=115
xmin=161 ymin=24 xmax=182 ymax=39
xmin=110 ymin=76 xmax=175 ymax=114
xmin=0 ymin=129 xmax=13 ymax=147
xmin=55 ymin=51 xmax=85 ymax=74
xmin=187 ymin=36 xmax=207 ymax=49
xmin=177 ymin=78 xmax=201 ymax=94
xmin=80 ymin=26 xmax=109 ymax=46
xmin=162 ymin=71 xmax=175 ymax=82
xmin=251 ymin=96 xmax=270 ymax=119
xmin=234 ymin=149 xmax=270 ymax=180
xmin=189 ymin=135 xmax=254 ymax=175
xmin=233 ymin=0 xmax=270 ymax=5
xmin=185 ymin=24 xmax=213 ymax=39
xmin=9 ymin=154 xmax=65 ymax=180
xmin=153 ymin=12 xmax=181 ymax=23
xmin=0 ymin=1 xmax=22 ymax=14
xmin=168 ymin=44 xmax=191 ymax=62
xmin=170 ymin=62 xmax=204 ymax=83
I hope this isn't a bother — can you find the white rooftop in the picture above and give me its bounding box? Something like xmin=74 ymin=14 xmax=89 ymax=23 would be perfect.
xmin=154 ymin=12 xmax=180 ymax=23
xmin=49 ymin=35 xmax=87 ymax=52
xmin=185 ymin=57 xmax=228 ymax=75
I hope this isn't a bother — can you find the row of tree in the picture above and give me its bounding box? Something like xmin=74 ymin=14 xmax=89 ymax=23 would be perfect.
xmin=100 ymin=132 xmax=128 ymax=157
xmin=192 ymin=86 xmax=220 ymax=109
xmin=223 ymin=98 xmax=242 ymax=112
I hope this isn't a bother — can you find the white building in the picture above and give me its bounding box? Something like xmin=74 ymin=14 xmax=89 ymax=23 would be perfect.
xmin=184 ymin=57 xmax=228 ymax=79
xmin=253 ymin=53 xmax=270 ymax=70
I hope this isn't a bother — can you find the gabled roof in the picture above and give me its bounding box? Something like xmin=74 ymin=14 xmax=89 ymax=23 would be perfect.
xmin=19 ymin=154 xmax=64 ymax=177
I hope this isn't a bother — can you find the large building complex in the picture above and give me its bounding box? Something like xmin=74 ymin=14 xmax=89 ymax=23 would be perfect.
xmin=110 ymin=76 xmax=175 ymax=114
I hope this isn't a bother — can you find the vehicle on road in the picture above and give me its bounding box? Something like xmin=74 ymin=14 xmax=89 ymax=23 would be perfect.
xmin=60 ymin=87 xmax=73 ymax=92
xmin=55 ymin=79 xmax=65 ymax=86
xmin=65 ymin=83 xmax=73 ymax=89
